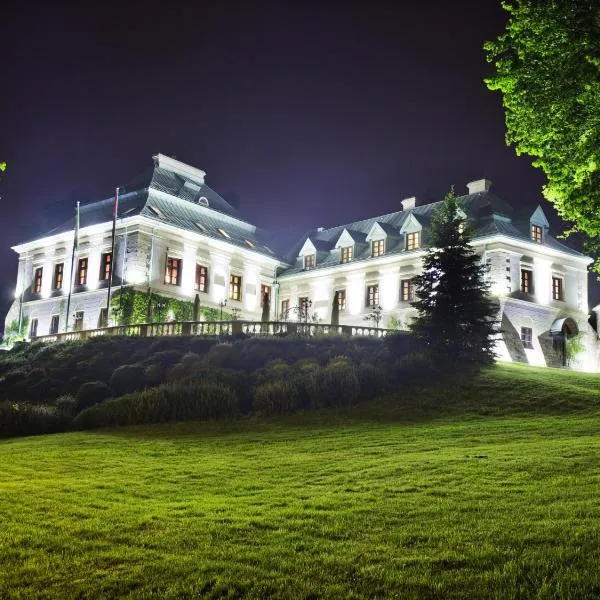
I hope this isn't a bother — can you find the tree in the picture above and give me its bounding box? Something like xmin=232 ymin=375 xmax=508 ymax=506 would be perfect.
xmin=485 ymin=1 xmax=600 ymax=271
xmin=411 ymin=188 xmax=498 ymax=366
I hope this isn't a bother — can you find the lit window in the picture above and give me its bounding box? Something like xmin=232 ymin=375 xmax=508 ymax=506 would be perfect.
xmin=531 ymin=225 xmax=543 ymax=244
xmin=341 ymin=246 xmax=353 ymax=263
xmin=336 ymin=289 xmax=346 ymax=311
xmin=260 ymin=284 xmax=271 ymax=306
xmin=521 ymin=327 xmax=533 ymax=349
xmin=53 ymin=263 xmax=64 ymax=290
xmin=100 ymin=252 xmax=112 ymax=281
xmin=245 ymin=239 xmax=255 ymax=248
xmin=49 ymin=315 xmax=60 ymax=335
xmin=304 ymin=254 xmax=316 ymax=269
xmin=164 ymin=257 xmax=182 ymax=286
xmin=366 ymin=284 xmax=379 ymax=307
xmin=229 ymin=274 xmax=242 ymax=301
xmin=32 ymin=267 xmax=43 ymax=294
xmin=406 ymin=232 xmax=420 ymax=250
xmin=195 ymin=264 xmax=208 ymax=293
xmin=552 ymin=277 xmax=563 ymax=301
xmin=520 ymin=269 xmax=533 ymax=294
xmin=299 ymin=296 xmax=310 ymax=318
xmin=400 ymin=279 xmax=415 ymax=302
xmin=372 ymin=239 xmax=385 ymax=257
xmin=77 ymin=258 xmax=88 ymax=286
xmin=281 ymin=299 xmax=290 ymax=319
xmin=218 ymin=228 xmax=230 ymax=239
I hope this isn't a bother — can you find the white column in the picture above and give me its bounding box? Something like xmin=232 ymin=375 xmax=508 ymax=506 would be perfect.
xmin=181 ymin=244 xmax=197 ymax=297
xmin=534 ymin=257 xmax=552 ymax=306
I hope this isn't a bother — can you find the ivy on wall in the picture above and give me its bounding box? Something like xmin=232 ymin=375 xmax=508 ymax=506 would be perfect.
xmin=109 ymin=289 xmax=234 ymax=326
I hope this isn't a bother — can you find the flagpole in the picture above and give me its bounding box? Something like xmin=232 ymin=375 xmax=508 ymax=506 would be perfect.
xmin=105 ymin=187 xmax=119 ymax=326
xmin=64 ymin=201 xmax=80 ymax=333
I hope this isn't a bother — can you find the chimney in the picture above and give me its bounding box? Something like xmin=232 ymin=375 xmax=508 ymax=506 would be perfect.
xmin=401 ymin=197 xmax=417 ymax=211
xmin=466 ymin=179 xmax=492 ymax=194
xmin=317 ymin=227 xmax=324 ymax=232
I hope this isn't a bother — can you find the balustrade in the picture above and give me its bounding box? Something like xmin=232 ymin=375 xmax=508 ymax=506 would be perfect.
xmin=31 ymin=320 xmax=393 ymax=343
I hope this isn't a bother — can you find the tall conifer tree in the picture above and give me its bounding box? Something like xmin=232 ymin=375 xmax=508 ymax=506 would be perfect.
xmin=411 ymin=188 xmax=498 ymax=365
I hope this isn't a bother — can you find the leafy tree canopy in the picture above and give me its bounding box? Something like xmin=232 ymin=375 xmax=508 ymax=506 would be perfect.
xmin=485 ymin=1 xmax=600 ymax=270
xmin=411 ymin=188 xmax=498 ymax=366
xmin=0 ymin=162 xmax=6 ymax=172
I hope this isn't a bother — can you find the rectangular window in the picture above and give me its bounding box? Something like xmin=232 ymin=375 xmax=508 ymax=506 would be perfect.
xmin=53 ymin=263 xmax=64 ymax=290
xmin=371 ymin=239 xmax=385 ymax=257
xmin=281 ymin=299 xmax=290 ymax=320
xmin=49 ymin=315 xmax=60 ymax=335
xmin=100 ymin=252 xmax=112 ymax=281
xmin=229 ymin=274 xmax=242 ymax=301
xmin=260 ymin=284 xmax=271 ymax=306
xmin=336 ymin=289 xmax=346 ymax=311
xmin=366 ymin=284 xmax=379 ymax=308
xmin=304 ymin=254 xmax=316 ymax=269
xmin=531 ymin=225 xmax=543 ymax=244
xmin=98 ymin=308 xmax=108 ymax=328
xmin=298 ymin=296 xmax=310 ymax=318
xmin=74 ymin=311 xmax=84 ymax=332
xmin=400 ymin=279 xmax=415 ymax=302
xmin=341 ymin=246 xmax=353 ymax=263
xmin=552 ymin=276 xmax=563 ymax=301
xmin=29 ymin=318 xmax=38 ymax=338
xmin=33 ymin=267 xmax=43 ymax=293
xmin=521 ymin=326 xmax=533 ymax=349
xmin=520 ymin=269 xmax=533 ymax=294
xmin=406 ymin=231 xmax=420 ymax=250
xmin=194 ymin=264 xmax=208 ymax=293
xmin=164 ymin=256 xmax=181 ymax=286
xmin=77 ymin=257 xmax=88 ymax=286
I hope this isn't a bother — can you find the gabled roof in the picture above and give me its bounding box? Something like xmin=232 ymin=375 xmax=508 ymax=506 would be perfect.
xmin=334 ymin=228 xmax=367 ymax=248
xmin=281 ymin=188 xmax=587 ymax=276
xmin=530 ymin=205 xmax=550 ymax=228
xmin=23 ymin=155 xmax=282 ymax=261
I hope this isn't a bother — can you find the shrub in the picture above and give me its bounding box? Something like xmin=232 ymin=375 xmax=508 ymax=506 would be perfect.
xmin=0 ymin=401 xmax=68 ymax=438
xmin=253 ymin=380 xmax=299 ymax=415
xmin=357 ymin=362 xmax=388 ymax=400
xmin=110 ymin=364 xmax=146 ymax=396
xmin=73 ymin=381 xmax=238 ymax=430
xmin=55 ymin=394 xmax=77 ymax=417
xmin=313 ymin=356 xmax=360 ymax=408
xmin=292 ymin=359 xmax=322 ymax=409
xmin=75 ymin=381 xmax=110 ymax=411
xmin=207 ymin=343 xmax=235 ymax=368
xmin=149 ymin=350 xmax=184 ymax=367
xmin=144 ymin=363 xmax=164 ymax=387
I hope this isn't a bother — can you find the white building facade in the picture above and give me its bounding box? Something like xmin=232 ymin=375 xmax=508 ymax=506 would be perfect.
xmin=4 ymin=158 xmax=599 ymax=371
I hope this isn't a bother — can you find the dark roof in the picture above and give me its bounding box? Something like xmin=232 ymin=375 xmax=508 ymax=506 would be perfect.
xmin=281 ymin=190 xmax=585 ymax=276
xmin=29 ymin=157 xmax=282 ymax=260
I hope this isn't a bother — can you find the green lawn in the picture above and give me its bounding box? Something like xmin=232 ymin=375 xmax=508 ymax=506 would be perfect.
xmin=1 ymin=363 xmax=600 ymax=599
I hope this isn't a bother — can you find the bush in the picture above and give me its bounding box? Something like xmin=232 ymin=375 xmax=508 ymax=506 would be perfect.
xmin=149 ymin=350 xmax=184 ymax=367
xmin=253 ymin=380 xmax=299 ymax=415
xmin=75 ymin=381 xmax=109 ymax=411
xmin=73 ymin=381 xmax=238 ymax=430
xmin=357 ymin=362 xmax=388 ymax=400
xmin=110 ymin=364 xmax=146 ymax=396
xmin=313 ymin=356 xmax=360 ymax=408
xmin=144 ymin=363 xmax=164 ymax=387
xmin=207 ymin=343 xmax=235 ymax=368
xmin=0 ymin=401 xmax=69 ymax=438
xmin=55 ymin=394 xmax=77 ymax=417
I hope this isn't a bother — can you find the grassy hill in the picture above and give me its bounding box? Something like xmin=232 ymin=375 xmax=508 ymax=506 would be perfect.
xmin=1 ymin=363 xmax=599 ymax=599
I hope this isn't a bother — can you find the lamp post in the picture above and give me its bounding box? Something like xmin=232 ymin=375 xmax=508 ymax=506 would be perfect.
xmin=219 ymin=298 xmax=227 ymax=335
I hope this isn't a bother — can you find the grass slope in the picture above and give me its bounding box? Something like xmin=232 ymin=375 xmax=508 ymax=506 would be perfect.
xmin=1 ymin=363 xmax=599 ymax=599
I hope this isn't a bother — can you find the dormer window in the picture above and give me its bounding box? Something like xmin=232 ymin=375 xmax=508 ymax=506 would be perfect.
xmin=341 ymin=246 xmax=353 ymax=263
xmin=531 ymin=225 xmax=543 ymax=244
xmin=406 ymin=232 xmax=420 ymax=250
xmin=304 ymin=254 xmax=316 ymax=269
xmin=372 ymin=239 xmax=385 ymax=257
xmin=198 ymin=196 xmax=209 ymax=207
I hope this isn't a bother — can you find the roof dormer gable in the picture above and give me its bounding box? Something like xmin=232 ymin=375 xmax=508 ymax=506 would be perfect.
xmin=298 ymin=238 xmax=317 ymax=257
xmin=399 ymin=213 xmax=423 ymax=235
xmin=366 ymin=222 xmax=393 ymax=241
xmin=335 ymin=228 xmax=358 ymax=248
xmin=530 ymin=205 xmax=550 ymax=229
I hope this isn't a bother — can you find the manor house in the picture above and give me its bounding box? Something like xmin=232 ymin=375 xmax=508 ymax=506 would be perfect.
xmin=5 ymin=154 xmax=599 ymax=371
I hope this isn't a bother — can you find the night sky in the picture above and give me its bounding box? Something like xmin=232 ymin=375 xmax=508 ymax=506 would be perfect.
xmin=1 ymin=1 xmax=598 ymax=332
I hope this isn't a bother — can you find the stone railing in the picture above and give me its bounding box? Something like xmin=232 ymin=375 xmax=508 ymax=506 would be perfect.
xmin=32 ymin=320 xmax=392 ymax=343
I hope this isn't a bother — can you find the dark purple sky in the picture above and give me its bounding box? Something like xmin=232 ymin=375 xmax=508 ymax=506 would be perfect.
xmin=1 ymin=1 xmax=598 ymax=328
